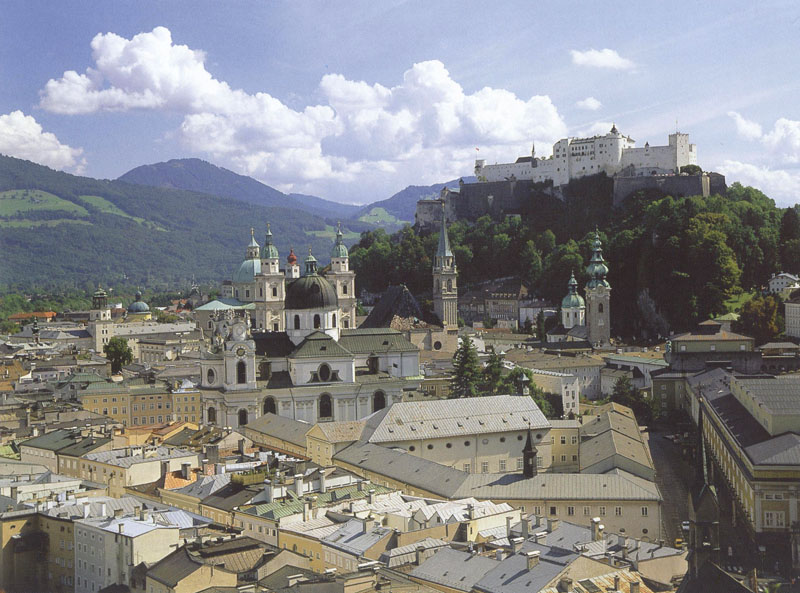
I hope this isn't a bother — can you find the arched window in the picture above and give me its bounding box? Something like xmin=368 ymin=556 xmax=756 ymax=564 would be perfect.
xmin=332 ymin=314 xmax=337 ymax=328
xmin=294 ymin=315 xmax=300 ymax=330
xmin=373 ymin=391 xmax=386 ymax=412
xmin=313 ymin=314 xmax=321 ymax=329
xmin=263 ymin=397 xmax=276 ymax=415
xmin=238 ymin=409 xmax=248 ymax=426
xmin=207 ymin=321 xmax=213 ymax=329
xmin=237 ymin=361 xmax=247 ymax=384
xmin=319 ymin=393 xmax=332 ymax=419
xmin=343 ymin=284 xmax=348 ymax=295
xmin=272 ymin=286 xmax=277 ymax=297
xmin=207 ymin=407 xmax=217 ymax=424
xmin=598 ymin=303 xmax=604 ymax=313
xmin=447 ymin=279 xmax=453 ymax=291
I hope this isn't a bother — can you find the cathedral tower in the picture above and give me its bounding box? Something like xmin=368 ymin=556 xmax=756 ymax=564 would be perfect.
xmin=561 ymin=271 xmax=585 ymax=329
xmin=433 ymin=205 xmax=458 ymax=328
xmin=326 ymin=223 xmax=357 ymax=329
xmin=585 ymin=231 xmax=611 ymax=346
xmin=255 ymin=223 xmax=286 ymax=332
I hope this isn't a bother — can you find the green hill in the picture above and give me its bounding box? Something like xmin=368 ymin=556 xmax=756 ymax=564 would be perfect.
xmin=0 ymin=155 xmax=358 ymax=289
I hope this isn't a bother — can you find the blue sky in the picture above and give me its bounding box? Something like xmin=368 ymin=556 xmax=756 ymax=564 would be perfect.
xmin=2 ymin=1 xmax=800 ymax=205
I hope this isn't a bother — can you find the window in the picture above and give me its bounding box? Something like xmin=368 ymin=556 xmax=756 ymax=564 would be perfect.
xmin=343 ymin=284 xmax=348 ymax=295
xmin=764 ymin=511 xmax=785 ymax=528
xmin=481 ymin=462 xmax=489 ymax=473
xmin=599 ymin=506 xmax=606 ymax=516
xmin=238 ymin=409 xmax=248 ymax=426
xmin=615 ymin=507 xmax=622 ymax=516
xmin=571 ymin=436 xmax=578 ymax=445
xmin=207 ymin=407 xmax=217 ymax=424
xmin=263 ymin=397 xmax=276 ymax=415
xmin=318 ymin=363 xmax=332 ymax=382
xmin=372 ymin=391 xmax=386 ymax=412
xmin=463 ymin=463 xmax=470 ymax=472
xmin=641 ymin=507 xmax=648 ymax=517
xmin=560 ymin=455 xmax=566 ymax=462
xmin=237 ymin=361 xmax=247 ymax=384
xmin=567 ymin=506 xmax=575 ymax=516
xmin=517 ymin=458 xmax=523 ymax=470
xmin=549 ymin=506 xmax=557 ymax=516
xmin=319 ymin=393 xmax=332 ymax=419
xmin=583 ymin=506 xmax=590 ymax=516
xmin=272 ymin=286 xmax=278 ymax=297
xmin=294 ymin=315 xmax=300 ymax=330
xmin=313 ymin=314 xmax=321 ymax=329
xmin=499 ymin=460 xmax=506 ymax=472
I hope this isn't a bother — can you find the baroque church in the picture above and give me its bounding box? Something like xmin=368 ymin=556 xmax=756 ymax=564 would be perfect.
xmin=197 ymin=225 xmax=422 ymax=428
xmin=547 ymin=231 xmax=612 ymax=347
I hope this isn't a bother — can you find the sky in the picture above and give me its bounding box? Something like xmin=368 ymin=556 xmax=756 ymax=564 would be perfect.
xmin=2 ymin=1 xmax=800 ymax=206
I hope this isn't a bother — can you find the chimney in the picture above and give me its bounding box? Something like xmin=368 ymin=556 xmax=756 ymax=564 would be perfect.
xmin=521 ymin=516 xmax=529 ymax=539
xmin=535 ymin=531 xmax=547 ymax=544
xmin=264 ymin=480 xmax=274 ymax=503
xmin=358 ymin=479 xmax=370 ymax=492
xmin=319 ymin=470 xmax=327 ymax=494
xmin=495 ymin=549 xmax=505 ymax=561
xmin=133 ymin=505 xmax=141 ymax=517
xmin=511 ymin=537 xmax=524 ymax=553
xmin=294 ymin=473 xmax=304 ymax=496
xmin=367 ymin=489 xmax=375 ymax=505
xmin=140 ymin=509 xmax=149 ymax=522
xmin=82 ymin=502 xmax=90 ymax=518
xmin=118 ymin=523 xmax=125 ymax=534
xmin=630 ymin=582 xmax=640 ymax=593
xmin=506 ymin=516 xmax=513 ymax=538
xmin=99 ymin=503 xmax=107 ymax=517
xmin=238 ymin=438 xmax=246 ymax=455
xmin=591 ymin=517 xmax=604 ymax=541
xmin=558 ymin=576 xmax=573 ymax=592
xmin=525 ymin=550 xmax=540 ymax=570
xmin=415 ymin=546 xmax=425 ymax=565
xmin=547 ymin=518 xmax=559 ymax=532
xmin=467 ymin=503 xmax=475 ymax=520
xmin=113 ymin=508 xmax=123 ymax=518
xmin=613 ymin=575 xmax=620 ymax=591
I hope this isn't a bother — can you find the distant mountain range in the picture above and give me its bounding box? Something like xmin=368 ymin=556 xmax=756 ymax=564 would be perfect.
xmin=0 ymin=154 xmax=473 ymax=288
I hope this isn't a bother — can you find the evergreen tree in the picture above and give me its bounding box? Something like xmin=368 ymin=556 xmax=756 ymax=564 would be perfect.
xmin=104 ymin=337 xmax=133 ymax=373
xmin=450 ymin=336 xmax=482 ymax=398
xmin=482 ymin=347 xmax=504 ymax=395
xmin=780 ymin=208 xmax=800 ymax=272
xmin=535 ymin=310 xmax=546 ymax=342
xmin=498 ymin=367 xmax=555 ymax=417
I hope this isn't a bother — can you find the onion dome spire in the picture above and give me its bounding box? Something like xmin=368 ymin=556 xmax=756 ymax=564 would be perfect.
xmin=331 ymin=221 xmax=349 ymax=258
xmin=304 ymin=246 xmax=318 ymax=276
xmin=262 ymin=222 xmax=279 ymax=259
xmin=287 ymin=248 xmax=297 ymax=266
xmin=586 ymin=229 xmax=610 ymax=289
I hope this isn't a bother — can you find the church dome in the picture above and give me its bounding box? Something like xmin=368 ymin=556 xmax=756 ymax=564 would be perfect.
xmin=233 ymin=258 xmax=261 ymax=284
xmin=262 ymin=224 xmax=279 ymax=259
xmin=562 ymin=292 xmax=585 ymax=309
xmin=285 ymin=275 xmax=338 ymax=310
xmin=128 ymin=291 xmax=150 ymax=313
xmin=287 ymin=249 xmax=298 ymax=266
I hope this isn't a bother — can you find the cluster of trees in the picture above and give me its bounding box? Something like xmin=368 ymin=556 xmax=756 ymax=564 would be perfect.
xmin=350 ymin=178 xmax=796 ymax=338
xmin=450 ymin=338 xmax=557 ymax=417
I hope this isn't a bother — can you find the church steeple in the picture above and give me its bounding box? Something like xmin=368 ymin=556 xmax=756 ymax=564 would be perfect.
xmin=433 ymin=203 xmax=458 ymax=328
xmin=304 ymin=247 xmax=318 ymax=276
xmin=262 ymin=222 xmax=279 ymax=260
xmin=246 ymin=227 xmax=260 ymax=259
xmin=586 ymin=230 xmax=610 ymax=289
xmin=585 ymin=229 xmax=612 ymax=346
xmin=522 ymin=427 xmax=538 ymax=478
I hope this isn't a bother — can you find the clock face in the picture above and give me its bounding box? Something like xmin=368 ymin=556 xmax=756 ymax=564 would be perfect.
xmin=236 ymin=347 xmax=246 ymax=357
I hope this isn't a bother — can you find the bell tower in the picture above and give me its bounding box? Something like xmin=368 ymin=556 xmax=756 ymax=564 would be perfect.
xmin=433 ymin=204 xmax=458 ymax=328
xmin=255 ymin=223 xmax=285 ymax=332
xmin=326 ymin=222 xmax=357 ymax=329
xmin=585 ymin=231 xmax=611 ymax=346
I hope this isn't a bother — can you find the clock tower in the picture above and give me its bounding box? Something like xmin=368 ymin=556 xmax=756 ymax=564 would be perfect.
xmin=222 ymin=319 xmax=257 ymax=391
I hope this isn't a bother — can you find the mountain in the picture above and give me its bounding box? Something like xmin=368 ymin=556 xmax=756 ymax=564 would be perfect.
xmin=0 ymin=155 xmax=360 ymax=288
xmin=356 ymin=177 xmax=476 ymax=223
xmin=119 ymin=158 xmax=361 ymax=219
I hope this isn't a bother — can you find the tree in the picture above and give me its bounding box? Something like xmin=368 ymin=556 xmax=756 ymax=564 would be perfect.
xmin=482 ymin=348 xmax=504 ymax=395
xmin=520 ymin=240 xmax=543 ymax=291
xmin=535 ymin=310 xmax=546 ymax=342
xmin=104 ymin=337 xmax=133 ymax=373
xmin=733 ymin=295 xmax=784 ymax=345
xmin=498 ymin=367 xmax=555 ymax=417
xmin=680 ymin=164 xmax=702 ymax=175
xmin=450 ymin=336 xmax=482 ymax=398
xmin=779 ymin=208 xmax=800 ymax=272
xmin=611 ymin=376 xmax=651 ymax=424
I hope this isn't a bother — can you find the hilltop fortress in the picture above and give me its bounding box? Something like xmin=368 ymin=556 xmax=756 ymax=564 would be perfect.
xmin=416 ymin=125 xmax=725 ymax=229
xmin=475 ymin=124 xmax=696 ymax=185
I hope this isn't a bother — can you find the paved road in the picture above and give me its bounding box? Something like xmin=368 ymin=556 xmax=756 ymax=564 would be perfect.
xmin=645 ymin=430 xmax=693 ymax=545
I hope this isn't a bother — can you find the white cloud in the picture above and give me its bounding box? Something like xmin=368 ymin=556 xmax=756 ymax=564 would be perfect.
xmin=727 ymin=111 xmax=763 ymax=141
xmin=575 ymin=121 xmax=614 ymax=137
xmin=39 ymin=26 xmax=568 ymax=201
xmin=570 ymin=48 xmax=635 ymax=70
xmin=576 ymin=97 xmax=602 ymax=111
xmin=762 ymin=118 xmax=800 ymax=163
xmin=717 ymin=160 xmax=800 ymax=206
xmin=0 ymin=110 xmax=85 ymax=172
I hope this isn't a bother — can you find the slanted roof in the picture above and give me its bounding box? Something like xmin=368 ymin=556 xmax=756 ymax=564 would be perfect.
xmin=745 ymin=432 xmax=800 ymax=465
xmin=57 ymin=436 xmax=111 ymax=458
xmin=321 ymin=518 xmax=392 ymax=556
xmin=244 ymin=413 xmax=311 ymax=448
xmin=289 ymin=332 xmax=353 ymax=359
xmin=411 ymin=547 xmax=497 ymax=592
xmin=339 ymin=328 xmax=420 ymax=354
xmin=360 ymin=285 xmax=432 ymax=329
xmin=19 ymin=429 xmax=84 ymax=453
xmin=253 ymin=332 xmax=296 ymax=357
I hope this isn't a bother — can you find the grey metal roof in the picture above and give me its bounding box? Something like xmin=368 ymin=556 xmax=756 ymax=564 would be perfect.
xmin=338 ymin=328 xmax=420 ymax=354
xmin=83 ymin=447 xmax=198 ymax=468
xmin=243 ymin=413 xmax=311 ymax=447
xmin=367 ymin=395 xmax=549 ymax=443
xmin=290 ymin=332 xmax=353 ymax=359
xmin=411 ymin=547 xmax=498 ymax=592
xmin=321 ymin=518 xmax=392 ymax=556
xmin=379 ymin=537 xmax=448 ymax=567
xmin=732 ymin=375 xmax=800 ymax=415
xmin=474 ymin=542 xmax=578 ymax=593
xmin=172 ymin=473 xmax=232 ymax=499
xmin=745 ymin=432 xmax=800 ymax=465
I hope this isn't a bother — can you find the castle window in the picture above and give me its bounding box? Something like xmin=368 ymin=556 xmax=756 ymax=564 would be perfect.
xmin=342 ymin=284 xmax=348 ymax=295
xmin=237 ymin=361 xmax=247 ymax=384
xmin=332 ymin=314 xmax=336 ymax=328
xmin=314 ymin=314 xmax=321 ymax=329
xmin=272 ymin=286 xmax=277 ymax=297
xmin=294 ymin=315 xmax=300 ymax=330
xmin=259 ymin=287 xmax=263 ymax=297
xmin=263 ymin=397 xmax=276 ymax=415
xmin=447 ymin=279 xmax=453 ymax=291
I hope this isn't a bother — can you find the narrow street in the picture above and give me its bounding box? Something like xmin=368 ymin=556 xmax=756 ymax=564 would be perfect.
xmin=645 ymin=430 xmax=693 ymax=546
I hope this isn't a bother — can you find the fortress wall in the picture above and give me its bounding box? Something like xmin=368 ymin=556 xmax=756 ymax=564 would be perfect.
xmin=612 ymin=174 xmax=710 ymax=206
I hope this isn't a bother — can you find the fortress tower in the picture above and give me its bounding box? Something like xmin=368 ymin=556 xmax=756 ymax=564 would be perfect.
xmin=433 ymin=205 xmax=458 ymax=328
xmin=585 ymin=231 xmax=611 ymax=346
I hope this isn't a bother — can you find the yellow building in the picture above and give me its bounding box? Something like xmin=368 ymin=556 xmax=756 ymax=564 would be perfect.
xmin=77 ymin=381 xmax=202 ymax=427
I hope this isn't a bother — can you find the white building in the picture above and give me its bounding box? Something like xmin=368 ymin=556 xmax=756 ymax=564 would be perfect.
xmin=768 ymin=272 xmax=800 ymax=294
xmin=475 ymin=125 xmax=697 ymax=186
xmin=74 ymin=509 xmax=184 ymax=593
xmin=786 ymin=296 xmax=800 ymax=339
xmin=527 ymin=369 xmax=580 ymax=415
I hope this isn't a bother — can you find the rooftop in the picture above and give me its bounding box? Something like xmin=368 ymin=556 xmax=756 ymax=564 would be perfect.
xmin=83 ymin=446 xmax=197 ymax=468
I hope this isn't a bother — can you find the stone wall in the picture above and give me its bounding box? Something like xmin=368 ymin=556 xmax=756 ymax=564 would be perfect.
xmin=612 ymin=173 xmax=726 ymax=206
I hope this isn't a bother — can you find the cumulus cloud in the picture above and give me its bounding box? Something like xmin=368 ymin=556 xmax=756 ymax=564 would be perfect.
xmin=0 ymin=111 xmax=85 ymax=172
xmin=728 ymin=111 xmax=763 ymax=141
xmin=576 ymin=97 xmax=602 ymax=111
xmin=575 ymin=121 xmax=614 ymax=137
xmin=570 ymin=48 xmax=634 ymax=70
xmin=717 ymin=160 xmax=800 ymax=206
xmin=39 ymin=26 xmax=568 ymax=201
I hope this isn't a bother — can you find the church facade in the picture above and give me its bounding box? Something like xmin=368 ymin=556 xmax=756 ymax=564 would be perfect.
xmin=198 ymin=227 xmax=422 ymax=428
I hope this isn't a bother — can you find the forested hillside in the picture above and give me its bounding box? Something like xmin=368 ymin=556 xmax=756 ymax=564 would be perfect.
xmin=0 ymin=155 xmax=358 ymax=289
xmin=350 ymin=182 xmax=800 ymax=337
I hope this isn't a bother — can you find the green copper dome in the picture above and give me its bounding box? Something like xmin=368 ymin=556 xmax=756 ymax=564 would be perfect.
xmin=331 ymin=223 xmax=348 ymax=258
xmin=561 ymin=272 xmax=585 ymax=309
xmin=233 ymin=258 xmax=261 ymax=283
xmin=262 ymin=223 xmax=279 ymax=259
xmin=127 ymin=291 xmax=150 ymax=313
